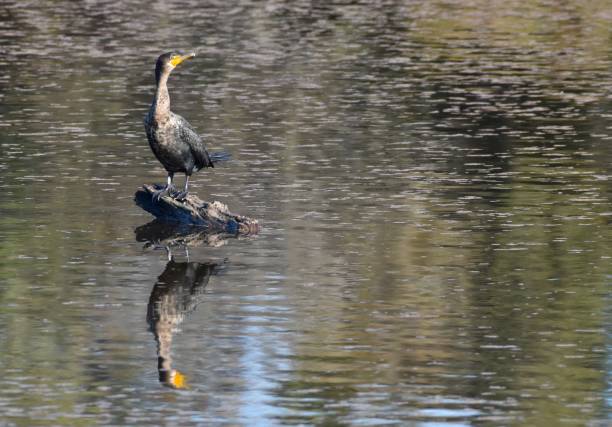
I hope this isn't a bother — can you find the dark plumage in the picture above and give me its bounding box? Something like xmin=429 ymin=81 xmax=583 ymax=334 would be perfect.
xmin=144 ymin=51 xmax=214 ymax=201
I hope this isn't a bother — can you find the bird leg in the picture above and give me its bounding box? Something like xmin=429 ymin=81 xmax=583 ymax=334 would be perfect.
xmin=152 ymin=173 xmax=176 ymax=202
xmin=173 ymin=175 xmax=190 ymax=201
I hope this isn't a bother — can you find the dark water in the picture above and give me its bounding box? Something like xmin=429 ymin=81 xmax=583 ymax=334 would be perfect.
xmin=1 ymin=1 xmax=611 ymax=425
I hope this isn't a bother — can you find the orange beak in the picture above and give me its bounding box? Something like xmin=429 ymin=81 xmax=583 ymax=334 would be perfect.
xmin=170 ymin=52 xmax=195 ymax=67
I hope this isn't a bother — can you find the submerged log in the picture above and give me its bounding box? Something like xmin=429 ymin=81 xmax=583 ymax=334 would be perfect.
xmin=134 ymin=184 xmax=260 ymax=235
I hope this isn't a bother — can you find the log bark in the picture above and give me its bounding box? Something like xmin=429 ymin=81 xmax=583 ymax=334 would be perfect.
xmin=134 ymin=184 xmax=260 ymax=235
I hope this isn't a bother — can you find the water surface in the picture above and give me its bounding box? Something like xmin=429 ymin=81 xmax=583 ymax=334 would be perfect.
xmin=0 ymin=1 xmax=611 ymax=425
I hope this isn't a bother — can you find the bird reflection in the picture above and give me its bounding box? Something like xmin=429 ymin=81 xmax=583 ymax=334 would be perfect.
xmin=137 ymin=220 xmax=227 ymax=389
xmin=147 ymin=257 xmax=221 ymax=389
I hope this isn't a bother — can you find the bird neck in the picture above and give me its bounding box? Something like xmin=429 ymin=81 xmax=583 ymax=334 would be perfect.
xmin=152 ymin=72 xmax=171 ymax=123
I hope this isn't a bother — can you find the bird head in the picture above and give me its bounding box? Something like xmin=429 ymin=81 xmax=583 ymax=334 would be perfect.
xmin=155 ymin=51 xmax=195 ymax=84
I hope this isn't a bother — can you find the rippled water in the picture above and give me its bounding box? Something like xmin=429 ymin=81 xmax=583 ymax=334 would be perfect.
xmin=1 ymin=1 xmax=611 ymax=425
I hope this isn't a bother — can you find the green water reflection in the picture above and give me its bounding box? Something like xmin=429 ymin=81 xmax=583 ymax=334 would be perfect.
xmin=0 ymin=1 xmax=610 ymax=425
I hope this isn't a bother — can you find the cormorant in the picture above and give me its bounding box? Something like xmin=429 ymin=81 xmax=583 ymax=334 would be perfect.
xmin=144 ymin=52 xmax=214 ymax=201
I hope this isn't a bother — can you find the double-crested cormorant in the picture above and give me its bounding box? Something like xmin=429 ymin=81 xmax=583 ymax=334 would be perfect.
xmin=144 ymin=52 xmax=214 ymax=201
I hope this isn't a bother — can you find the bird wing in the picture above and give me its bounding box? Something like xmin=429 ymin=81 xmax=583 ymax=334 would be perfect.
xmin=173 ymin=113 xmax=214 ymax=169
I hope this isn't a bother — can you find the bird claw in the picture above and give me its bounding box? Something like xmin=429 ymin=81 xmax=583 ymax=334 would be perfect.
xmin=152 ymin=184 xmax=176 ymax=202
xmin=173 ymin=191 xmax=188 ymax=201
xmin=151 ymin=189 xmax=165 ymax=202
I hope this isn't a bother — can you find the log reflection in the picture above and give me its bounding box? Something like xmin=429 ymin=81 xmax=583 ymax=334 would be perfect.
xmin=135 ymin=219 xmax=233 ymax=250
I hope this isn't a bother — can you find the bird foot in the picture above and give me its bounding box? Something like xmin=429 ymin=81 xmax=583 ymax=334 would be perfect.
xmin=173 ymin=190 xmax=189 ymax=201
xmin=152 ymin=184 xmax=176 ymax=202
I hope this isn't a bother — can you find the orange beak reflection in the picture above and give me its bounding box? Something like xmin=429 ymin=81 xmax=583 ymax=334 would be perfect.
xmin=161 ymin=369 xmax=187 ymax=389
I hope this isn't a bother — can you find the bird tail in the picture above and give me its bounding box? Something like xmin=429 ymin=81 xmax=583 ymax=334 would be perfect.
xmin=210 ymin=151 xmax=231 ymax=164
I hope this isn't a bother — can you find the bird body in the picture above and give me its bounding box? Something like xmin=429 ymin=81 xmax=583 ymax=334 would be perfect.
xmin=144 ymin=52 xmax=215 ymax=200
xmin=145 ymin=112 xmax=213 ymax=174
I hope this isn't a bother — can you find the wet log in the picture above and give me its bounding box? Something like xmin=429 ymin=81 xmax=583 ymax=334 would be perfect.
xmin=134 ymin=184 xmax=260 ymax=235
